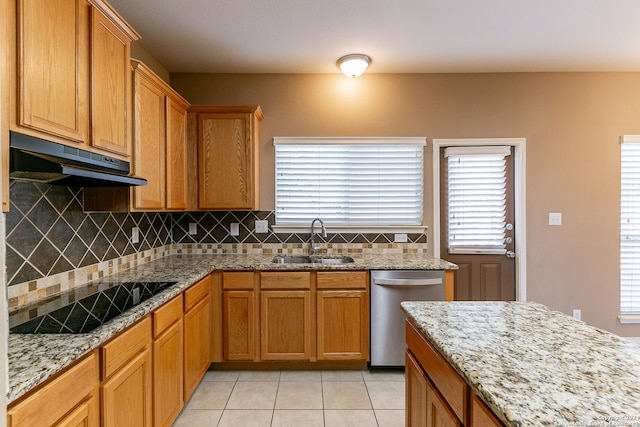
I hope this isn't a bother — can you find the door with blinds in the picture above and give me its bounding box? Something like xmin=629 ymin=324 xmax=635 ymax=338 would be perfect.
xmin=440 ymin=146 xmax=516 ymax=301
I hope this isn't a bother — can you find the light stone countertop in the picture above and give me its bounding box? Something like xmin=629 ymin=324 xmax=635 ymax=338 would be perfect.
xmin=401 ymin=301 xmax=640 ymax=426
xmin=8 ymin=252 xmax=455 ymax=404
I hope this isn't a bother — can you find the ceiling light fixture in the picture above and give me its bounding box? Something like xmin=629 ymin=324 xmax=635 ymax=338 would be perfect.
xmin=337 ymin=54 xmax=371 ymax=78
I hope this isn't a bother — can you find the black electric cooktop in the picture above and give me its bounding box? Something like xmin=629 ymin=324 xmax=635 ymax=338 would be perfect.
xmin=10 ymin=281 xmax=177 ymax=334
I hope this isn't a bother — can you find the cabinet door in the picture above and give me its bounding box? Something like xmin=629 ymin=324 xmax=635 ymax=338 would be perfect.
xmin=406 ymin=351 xmax=428 ymax=427
xmin=197 ymin=113 xmax=256 ymax=209
xmin=471 ymin=394 xmax=504 ymax=427
xmin=90 ymin=6 xmax=129 ymax=156
xmin=7 ymin=352 xmax=98 ymax=427
xmin=132 ymin=69 xmax=165 ymax=210
xmin=184 ymin=295 xmax=211 ymax=401
xmin=317 ymin=290 xmax=369 ymax=360
xmin=17 ymin=0 xmax=89 ymax=143
xmin=261 ymin=290 xmax=312 ymax=360
xmin=223 ymin=290 xmax=256 ymax=361
xmin=53 ymin=395 xmax=98 ymax=427
xmin=153 ymin=320 xmax=183 ymax=427
xmin=101 ymin=348 xmax=152 ymax=427
xmin=165 ymin=96 xmax=188 ymax=210
xmin=426 ymin=380 xmax=462 ymax=427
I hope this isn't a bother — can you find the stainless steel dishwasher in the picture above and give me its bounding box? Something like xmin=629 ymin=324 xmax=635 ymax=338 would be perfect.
xmin=370 ymin=270 xmax=445 ymax=367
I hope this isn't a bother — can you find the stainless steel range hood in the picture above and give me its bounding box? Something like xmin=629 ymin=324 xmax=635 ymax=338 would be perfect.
xmin=9 ymin=132 xmax=147 ymax=187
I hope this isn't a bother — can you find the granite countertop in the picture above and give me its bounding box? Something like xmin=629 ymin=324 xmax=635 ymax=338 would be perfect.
xmin=401 ymin=301 xmax=640 ymax=426
xmin=8 ymin=252 xmax=455 ymax=404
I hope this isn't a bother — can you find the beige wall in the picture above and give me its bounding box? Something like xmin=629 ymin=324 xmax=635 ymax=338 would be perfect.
xmin=170 ymin=72 xmax=640 ymax=336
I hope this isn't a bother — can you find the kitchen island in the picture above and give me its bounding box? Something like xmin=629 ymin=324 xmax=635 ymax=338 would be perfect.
xmin=7 ymin=252 xmax=455 ymax=404
xmin=401 ymin=301 xmax=640 ymax=426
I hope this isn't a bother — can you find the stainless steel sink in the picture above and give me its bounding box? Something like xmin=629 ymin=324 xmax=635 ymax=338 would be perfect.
xmin=272 ymin=256 xmax=312 ymax=264
xmin=310 ymin=256 xmax=354 ymax=264
xmin=271 ymin=255 xmax=354 ymax=264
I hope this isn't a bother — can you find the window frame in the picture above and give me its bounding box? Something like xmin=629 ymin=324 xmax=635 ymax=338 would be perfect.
xmin=272 ymin=137 xmax=427 ymax=233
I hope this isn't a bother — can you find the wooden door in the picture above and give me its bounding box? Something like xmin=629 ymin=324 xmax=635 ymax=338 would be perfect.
xmin=17 ymin=0 xmax=89 ymax=143
xmin=223 ymin=290 xmax=256 ymax=360
xmin=440 ymin=146 xmax=516 ymax=301
xmin=101 ymin=349 xmax=152 ymax=427
xmin=197 ymin=113 xmax=255 ymax=209
xmin=426 ymin=380 xmax=462 ymax=427
xmin=132 ymin=68 xmax=165 ymax=209
xmin=184 ymin=295 xmax=211 ymax=401
xmin=316 ymin=290 xmax=368 ymax=360
xmin=90 ymin=6 xmax=129 ymax=156
xmin=153 ymin=320 xmax=183 ymax=427
xmin=406 ymin=351 xmax=428 ymax=427
xmin=165 ymin=96 xmax=189 ymax=210
xmin=261 ymin=290 xmax=312 ymax=360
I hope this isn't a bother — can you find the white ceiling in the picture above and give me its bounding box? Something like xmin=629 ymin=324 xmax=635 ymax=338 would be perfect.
xmin=108 ymin=0 xmax=640 ymax=74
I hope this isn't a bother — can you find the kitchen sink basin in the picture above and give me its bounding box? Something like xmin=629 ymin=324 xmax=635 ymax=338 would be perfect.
xmin=271 ymin=255 xmax=354 ymax=264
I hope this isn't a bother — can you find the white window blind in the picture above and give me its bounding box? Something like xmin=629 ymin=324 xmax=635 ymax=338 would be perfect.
xmin=620 ymin=136 xmax=640 ymax=315
xmin=273 ymin=137 xmax=425 ymax=227
xmin=445 ymin=146 xmax=511 ymax=254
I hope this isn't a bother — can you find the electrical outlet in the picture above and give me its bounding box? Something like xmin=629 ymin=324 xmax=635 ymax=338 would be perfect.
xmin=230 ymin=223 xmax=240 ymax=236
xmin=394 ymin=233 xmax=408 ymax=243
xmin=255 ymin=220 xmax=269 ymax=233
xmin=131 ymin=227 xmax=139 ymax=244
xmin=549 ymin=212 xmax=562 ymax=226
xmin=188 ymin=223 xmax=197 ymax=235
xmin=572 ymin=309 xmax=581 ymax=320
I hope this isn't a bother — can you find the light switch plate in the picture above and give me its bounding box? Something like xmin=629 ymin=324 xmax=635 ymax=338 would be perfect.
xmin=131 ymin=227 xmax=139 ymax=244
xmin=188 ymin=223 xmax=197 ymax=235
xmin=255 ymin=220 xmax=269 ymax=233
xmin=230 ymin=223 xmax=240 ymax=236
xmin=548 ymin=212 xmax=562 ymax=226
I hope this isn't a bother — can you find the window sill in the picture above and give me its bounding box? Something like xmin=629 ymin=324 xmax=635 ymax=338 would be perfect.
xmin=271 ymin=225 xmax=428 ymax=234
xmin=618 ymin=314 xmax=640 ymax=324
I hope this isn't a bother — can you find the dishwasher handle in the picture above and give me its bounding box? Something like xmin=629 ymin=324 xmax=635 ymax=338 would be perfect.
xmin=373 ymin=277 xmax=443 ymax=287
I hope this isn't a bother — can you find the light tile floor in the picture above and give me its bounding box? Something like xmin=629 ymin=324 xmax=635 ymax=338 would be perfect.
xmin=173 ymin=369 xmax=406 ymax=427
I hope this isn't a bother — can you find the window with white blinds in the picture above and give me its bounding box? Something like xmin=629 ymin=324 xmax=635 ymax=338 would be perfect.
xmin=445 ymin=146 xmax=511 ymax=254
xmin=273 ymin=137 xmax=425 ymax=227
xmin=620 ymin=136 xmax=640 ymax=316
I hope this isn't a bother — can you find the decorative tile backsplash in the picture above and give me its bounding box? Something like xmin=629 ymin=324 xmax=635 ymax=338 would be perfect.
xmin=6 ymin=182 xmax=428 ymax=310
xmin=6 ymin=181 xmax=172 ymax=287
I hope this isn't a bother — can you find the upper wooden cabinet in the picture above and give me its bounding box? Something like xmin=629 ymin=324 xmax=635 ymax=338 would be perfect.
xmin=84 ymin=61 xmax=189 ymax=212
xmin=189 ymin=105 xmax=263 ymax=210
xmin=9 ymin=0 xmax=139 ymax=159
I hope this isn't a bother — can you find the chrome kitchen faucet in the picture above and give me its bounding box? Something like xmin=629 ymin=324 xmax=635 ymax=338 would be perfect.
xmin=309 ymin=218 xmax=327 ymax=255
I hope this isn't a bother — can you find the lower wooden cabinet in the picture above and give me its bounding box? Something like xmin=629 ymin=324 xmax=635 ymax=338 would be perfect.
xmin=100 ymin=317 xmax=152 ymax=427
xmin=152 ymin=295 xmax=184 ymax=427
xmin=406 ymin=351 xmax=428 ymax=427
xmin=470 ymin=394 xmax=503 ymax=427
xmin=101 ymin=349 xmax=152 ymax=427
xmin=261 ymin=290 xmax=312 ymax=360
xmin=7 ymin=351 xmax=99 ymax=427
xmin=184 ymin=276 xmax=212 ymax=401
xmin=406 ymin=321 xmax=505 ymax=427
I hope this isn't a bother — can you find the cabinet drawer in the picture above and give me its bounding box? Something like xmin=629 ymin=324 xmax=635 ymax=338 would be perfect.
xmin=406 ymin=321 xmax=468 ymax=422
xmin=101 ymin=316 xmax=151 ymax=380
xmin=153 ymin=294 xmax=183 ymax=338
xmin=317 ymin=271 xmax=367 ymax=289
xmin=8 ymin=351 xmax=98 ymax=427
xmin=185 ymin=275 xmax=211 ymax=311
xmin=261 ymin=271 xmax=311 ymax=289
xmin=222 ymin=271 xmax=255 ymax=290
